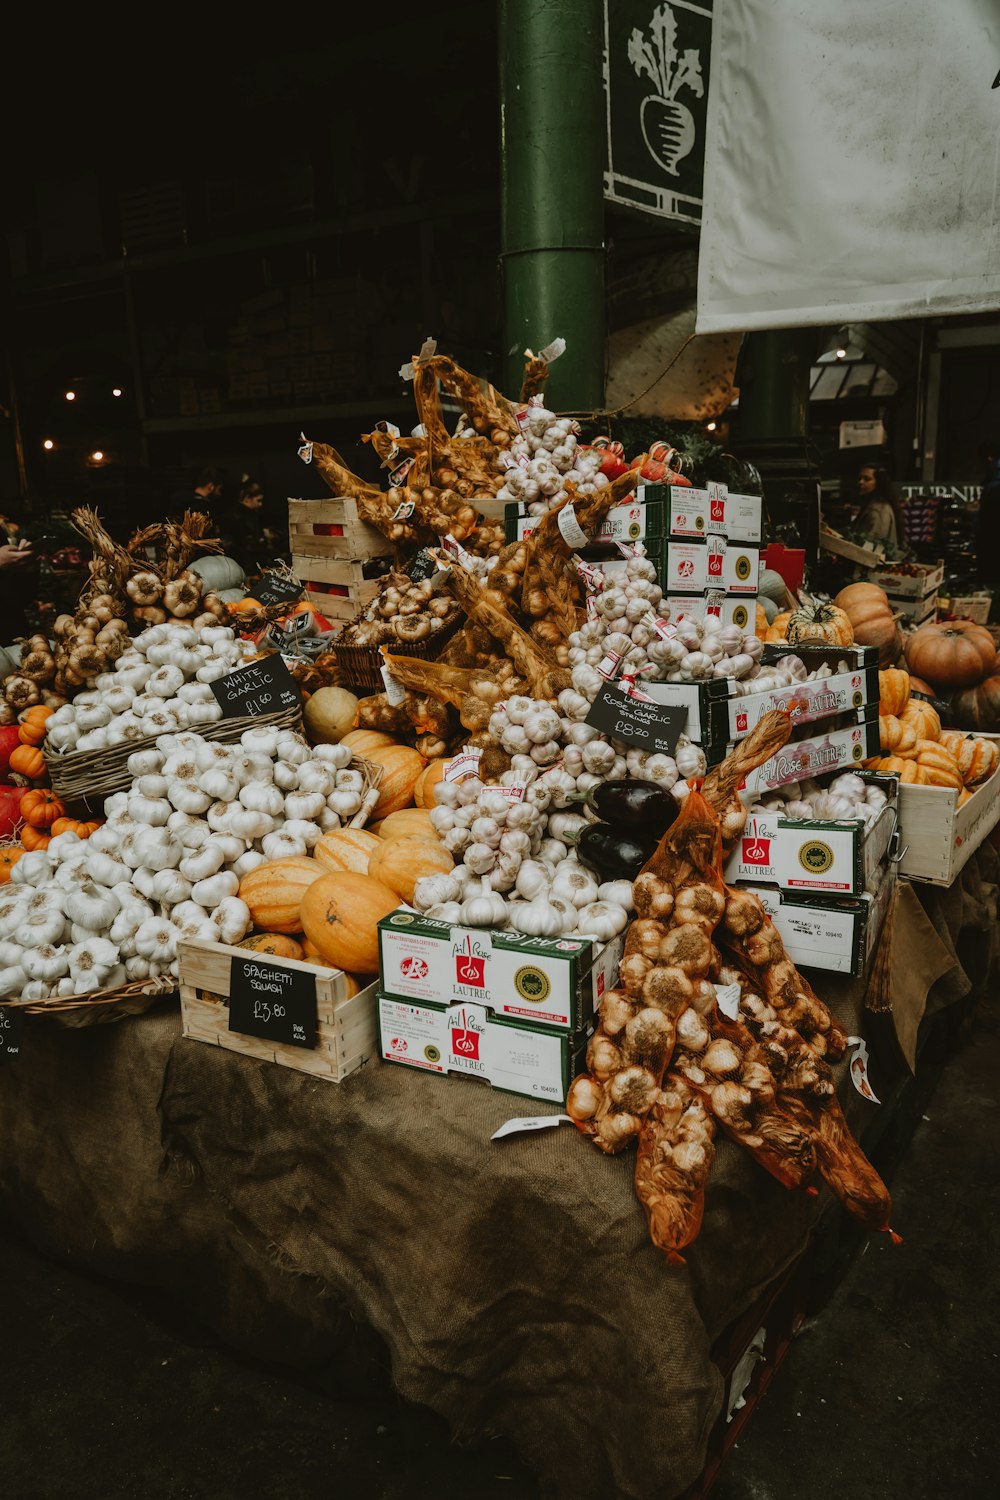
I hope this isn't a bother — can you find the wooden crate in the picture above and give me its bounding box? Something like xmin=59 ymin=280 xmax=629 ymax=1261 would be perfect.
xmin=896 ymin=736 xmax=1000 ymax=885
xmin=290 ymin=553 xmax=391 ymax=625
xmin=178 ymin=938 xmax=378 ymax=1082
xmin=287 ymin=496 xmax=392 ymax=563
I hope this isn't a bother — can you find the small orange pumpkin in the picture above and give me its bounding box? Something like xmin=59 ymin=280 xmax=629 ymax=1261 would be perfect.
xmin=20 ymin=788 xmax=65 ymax=828
xmin=20 ymin=824 xmax=52 ymax=850
xmin=370 ymin=809 xmax=438 ymax=842
xmin=314 ymin=827 xmax=383 ymax=876
xmin=300 ymin=871 xmax=400 ymax=975
xmin=50 ymin=817 xmax=102 ymax=838
xmin=878 ymin=668 xmax=910 ymax=718
xmin=834 ymin=582 xmax=902 ymax=667
xmin=765 ymin=611 xmax=792 ymax=643
xmin=911 ymin=739 xmax=963 ymax=789
xmin=905 ymin=620 xmax=997 ymax=692
xmin=237 ymin=933 xmax=305 ymax=961
xmin=9 ymin=745 xmax=46 ymax=780
xmin=340 ymin=730 xmax=399 ymax=755
xmin=899 ymin=699 xmax=941 ymax=743
xmin=0 ymin=846 xmax=24 ymax=882
xmin=18 ymin=705 xmax=55 ymax=746
xmin=938 ymin=732 xmax=1000 ymax=786
xmin=878 ymin=716 xmax=917 ymax=756
xmin=871 ymin=755 xmax=930 ymax=784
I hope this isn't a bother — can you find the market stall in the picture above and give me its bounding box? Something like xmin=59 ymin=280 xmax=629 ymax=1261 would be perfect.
xmin=2 ymin=344 xmax=999 ymax=1498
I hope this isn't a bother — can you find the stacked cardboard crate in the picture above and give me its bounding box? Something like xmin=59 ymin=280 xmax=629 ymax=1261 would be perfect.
xmin=376 ymin=912 xmax=625 ymax=1102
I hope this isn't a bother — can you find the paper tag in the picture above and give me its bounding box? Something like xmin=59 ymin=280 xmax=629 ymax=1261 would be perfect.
xmin=596 ymin=649 xmax=624 ymax=681
xmin=846 ymin=1036 xmax=880 ymax=1104
xmin=0 ymin=1005 xmax=24 ymax=1061
xmin=492 ymin=1114 xmax=573 ymax=1140
xmin=614 ymin=539 xmax=639 ymax=559
xmin=557 ymin=502 xmax=589 ymax=549
xmin=375 ymin=419 xmax=401 ymax=438
xmin=573 ymin=556 xmax=605 ymax=592
xmin=399 ymin=337 xmax=437 ymax=381
xmin=445 ymin=748 xmax=484 ymax=782
xmin=653 ymin=617 xmax=677 ymax=640
xmin=498 ymin=451 xmax=517 ymax=471
xmin=714 ymin=982 xmax=742 ymax=1021
xmin=389 ymin=459 xmax=415 ymax=492
xmin=586 ymin=594 xmax=600 ymax=621
xmin=538 ymin=337 xmax=566 ymax=364
xmin=380 ymin=662 xmax=407 ymax=707
xmin=624 ymin=677 xmax=655 ymax=703
xmin=515 ymin=408 xmax=530 ymax=428
xmin=297 ymin=433 xmax=313 ymax=465
xmin=442 ymin=533 xmax=478 ymax=570
xmin=486 ymin=782 xmax=528 ymax=802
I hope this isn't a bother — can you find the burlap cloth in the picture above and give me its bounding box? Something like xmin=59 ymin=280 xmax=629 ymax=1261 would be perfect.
xmin=1 ymin=848 xmax=996 ymax=1500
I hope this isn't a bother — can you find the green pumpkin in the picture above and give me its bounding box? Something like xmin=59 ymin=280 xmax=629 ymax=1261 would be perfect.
xmin=759 ymin=568 xmax=790 ymax=604
xmin=188 ymin=554 xmax=245 ymax=592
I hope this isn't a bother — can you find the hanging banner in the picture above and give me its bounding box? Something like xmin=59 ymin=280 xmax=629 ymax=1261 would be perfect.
xmin=696 ymin=0 xmax=1000 ymax=331
xmin=604 ymin=1 xmax=713 ymax=226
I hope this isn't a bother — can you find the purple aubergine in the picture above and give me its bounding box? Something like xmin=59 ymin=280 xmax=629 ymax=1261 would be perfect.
xmin=576 ymin=823 xmax=658 ymax=881
xmin=588 ymin=779 xmax=678 ymax=834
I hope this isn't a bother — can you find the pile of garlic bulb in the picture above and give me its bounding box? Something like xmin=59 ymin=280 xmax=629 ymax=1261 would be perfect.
xmin=494 ymin=399 xmax=608 ymax=518
xmin=748 ymin=771 xmax=890 ymax=825
xmin=44 ymin=623 xmax=256 ymax=754
xmin=730 ymin=654 xmax=854 ymax=700
xmin=0 ymin=726 xmax=370 ymax=1001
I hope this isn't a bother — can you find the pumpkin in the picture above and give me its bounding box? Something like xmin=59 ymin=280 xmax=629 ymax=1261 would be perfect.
xmin=237 ymin=933 xmax=305 ymax=961
xmin=765 ymin=612 xmax=792 ymax=643
xmin=20 ymin=824 xmax=52 ymax=850
xmin=364 ymin=743 xmax=425 ymax=818
xmin=950 ymin=674 xmax=1000 ymax=732
xmin=785 ymin=602 xmax=854 ymax=647
xmin=8 ymin=745 xmax=45 ymax=780
xmin=20 ymin=788 xmax=65 ymax=828
xmin=878 ymin=716 xmax=917 ymax=756
xmin=899 ymin=699 xmax=941 ymax=742
xmin=906 ymin=675 xmax=938 ymax=699
xmin=188 ymin=554 xmax=245 ymax=592
xmin=872 ymin=755 xmax=930 ymax=785
xmin=18 ymin=704 xmax=55 ymax=746
xmin=50 ymin=817 xmax=102 ymax=838
xmin=833 ymin=583 xmax=902 ymax=667
xmin=0 ymin=846 xmax=23 ymax=883
xmin=0 ymin=725 xmax=22 ymax=778
xmin=367 ymin=835 xmax=454 ymax=904
xmin=300 ymin=871 xmax=400 ymax=975
xmin=238 ymin=856 xmax=326 ymax=933
xmin=759 ymin=568 xmax=790 ymax=604
xmin=754 ymin=601 xmax=770 ymax=636
xmin=297 ymin=957 xmax=363 ymax=997
xmin=414 ymin=759 xmax=449 ymax=809
xmin=340 ymin=730 xmax=399 ymax=755
xmin=303 ymin=686 xmax=359 ymax=745
xmin=911 ymin=739 xmax=963 ymax=789
xmin=371 ymin=808 xmax=439 ymax=842
xmin=878 ymin=668 xmax=910 ymax=718
xmin=904 ymin=620 xmax=996 ymax=691
xmin=957 ymin=788 xmax=973 ymax=807
xmin=314 ymin=827 xmax=383 ymax=876
xmin=938 ymin=731 xmax=1000 ymax=786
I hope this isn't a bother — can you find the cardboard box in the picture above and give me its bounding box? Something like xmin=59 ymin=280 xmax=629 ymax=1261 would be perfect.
xmin=740 ymin=862 xmax=896 ymax=976
xmin=377 ymin=993 xmax=588 ymax=1103
xmin=634 ymin=482 xmax=764 ymax=543
xmin=724 ymin=772 xmax=898 ymax=894
xmin=717 ymin=714 xmax=881 ymax=794
xmin=896 ymin=748 xmax=1000 ymax=885
xmin=377 ymin=912 xmax=625 ymax=1034
xmin=889 ymin=595 xmax=937 ymax=625
xmin=665 ymin=593 xmax=758 ymax=633
xmin=659 ymin=538 xmax=760 ymax=596
xmin=876 ymin=562 xmax=944 ymax=600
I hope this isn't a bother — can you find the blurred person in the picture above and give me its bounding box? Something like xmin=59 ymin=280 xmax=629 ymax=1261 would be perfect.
xmin=223 ymin=478 xmax=273 ymax=574
xmin=976 ymin=439 xmax=1000 ymax=586
xmin=0 ymin=510 xmax=36 ymax=643
xmin=168 ymin=466 xmax=225 ymax=524
xmin=854 ymin=464 xmax=906 ymax=548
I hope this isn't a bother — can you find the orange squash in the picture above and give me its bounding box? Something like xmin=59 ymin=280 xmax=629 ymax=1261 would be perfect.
xmin=371 ymin=808 xmax=438 ymax=842
xmin=367 ymin=835 xmax=454 ymax=904
xmin=300 ymin=871 xmax=400 ymax=975
xmin=238 ymin=856 xmax=326 ymax=933
xmin=834 ymin=582 xmax=902 ymax=667
xmin=871 ymin=755 xmax=929 ymax=784
xmin=20 ymin=824 xmax=52 ymax=850
xmin=899 ymin=699 xmax=941 ymax=743
xmin=878 ymin=716 xmax=917 ymax=756
xmin=340 ymin=730 xmax=398 ymax=755
xmin=414 ymin=759 xmax=449 ymax=809
xmin=765 ymin=611 xmax=792 ymax=643
xmin=911 ymin=738 xmax=963 ymax=789
xmin=18 ymin=705 xmax=55 ymax=746
xmin=237 ymin=932 xmax=305 ymax=961
xmin=9 ymin=745 xmax=46 ymax=780
xmin=878 ymin=668 xmax=910 ymax=718
xmin=957 ymin=788 xmax=973 ymax=807
xmin=314 ymin=827 xmax=383 ymax=876
xmin=50 ymin=817 xmax=102 ymax=838
xmin=905 ymin=620 xmax=996 ymax=692
xmin=20 ymin=788 xmax=65 ymax=828
xmin=938 ymin=732 xmax=1000 ymax=786
xmin=0 ymin=846 xmax=23 ymax=882
xmin=364 ymin=743 xmax=426 ymax=818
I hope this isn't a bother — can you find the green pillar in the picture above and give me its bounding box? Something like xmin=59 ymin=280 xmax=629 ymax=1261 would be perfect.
xmin=499 ymin=0 xmax=606 ymax=409
xmin=735 ymin=330 xmax=815 ymax=443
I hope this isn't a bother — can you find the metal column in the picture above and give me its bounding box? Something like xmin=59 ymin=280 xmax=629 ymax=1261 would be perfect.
xmin=499 ymin=0 xmax=606 ymax=409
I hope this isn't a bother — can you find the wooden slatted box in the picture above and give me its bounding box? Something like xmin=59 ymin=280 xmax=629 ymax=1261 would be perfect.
xmin=289 ymin=554 xmax=394 ymax=625
xmin=178 ymin=938 xmax=378 ymax=1082
xmin=287 ymin=496 xmax=392 ymax=564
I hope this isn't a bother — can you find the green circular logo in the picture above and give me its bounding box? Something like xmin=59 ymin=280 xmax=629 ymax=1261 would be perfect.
xmin=799 ymin=840 xmax=834 ymax=874
xmin=390 ymin=913 xmax=415 ymax=926
xmin=424 ymin=1044 xmax=441 ymax=1063
xmin=735 ymin=554 xmax=752 ymax=580
xmin=628 ymin=521 xmax=641 ymax=540
xmin=695 ymin=516 xmax=704 ymax=531
xmin=852 ymin=743 xmax=863 ymax=761
xmin=852 ymin=690 xmax=863 ymax=708
xmin=732 ymin=605 xmax=749 ymax=628
xmin=514 ymin=966 xmax=551 ymax=1003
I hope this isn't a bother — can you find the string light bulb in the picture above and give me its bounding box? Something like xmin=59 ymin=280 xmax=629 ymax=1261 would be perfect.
xmin=706 ymin=421 xmax=717 ymax=432
xmin=91 ymin=450 xmax=105 ymax=463
xmin=112 ymin=387 xmax=122 ymax=397
xmin=42 ymin=439 xmax=54 ymax=451
xmin=65 ymin=390 xmax=76 ymax=401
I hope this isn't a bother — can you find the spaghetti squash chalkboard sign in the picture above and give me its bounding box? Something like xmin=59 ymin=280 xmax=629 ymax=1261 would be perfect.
xmin=228 ymin=956 xmax=317 ymax=1050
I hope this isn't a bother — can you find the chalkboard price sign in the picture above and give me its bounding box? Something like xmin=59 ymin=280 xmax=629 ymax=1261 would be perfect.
xmin=228 ymin=956 xmax=318 ymax=1050
xmin=0 ymin=1005 xmax=24 ymax=1062
xmin=210 ymin=657 xmax=302 ymax=721
xmin=408 ymin=549 xmax=439 ymax=582
xmin=585 ymin=683 xmax=688 ymax=757
xmin=254 ymin=571 xmax=304 ymax=607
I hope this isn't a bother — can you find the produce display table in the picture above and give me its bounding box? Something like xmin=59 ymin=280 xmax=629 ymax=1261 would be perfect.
xmin=1 ymin=851 xmax=996 ymax=1500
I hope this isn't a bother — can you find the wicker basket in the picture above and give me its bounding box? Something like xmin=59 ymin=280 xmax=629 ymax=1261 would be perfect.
xmin=329 ymin=611 xmax=463 ymax=691
xmin=2 ymin=976 xmax=177 ymax=1026
xmin=44 ymin=704 xmax=303 ymax=804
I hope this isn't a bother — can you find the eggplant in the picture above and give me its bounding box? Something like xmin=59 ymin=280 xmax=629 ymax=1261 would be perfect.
xmin=576 ymin=822 xmax=658 ymax=881
xmin=588 ymin=778 xmax=678 ymax=835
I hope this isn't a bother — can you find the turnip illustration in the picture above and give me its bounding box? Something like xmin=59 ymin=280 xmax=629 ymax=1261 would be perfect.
xmin=628 ymin=4 xmax=704 ymax=177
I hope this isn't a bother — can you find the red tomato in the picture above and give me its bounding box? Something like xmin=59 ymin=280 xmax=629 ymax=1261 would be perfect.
xmin=0 ymin=726 xmax=22 ymax=779
xmin=0 ymin=782 xmax=23 ymax=840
